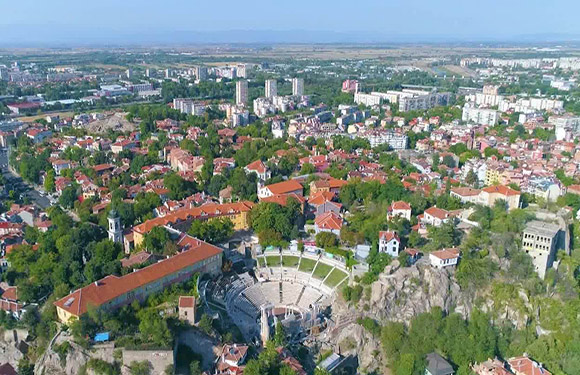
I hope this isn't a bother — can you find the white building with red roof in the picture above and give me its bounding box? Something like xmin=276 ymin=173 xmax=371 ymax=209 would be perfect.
xmin=507 ymin=356 xmax=551 ymax=375
xmin=387 ymin=201 xmax=412 ymax=221
xmin=314 ymin=212 xmax=343 ymax=235
xmin=244 ymin=160 xmax=271 ymax=182
xmin=378 ymin=230 xmax=401 ymax=256
xmin=258 ymin=179 xmax=303 ymax=199
xmin=429 ymin=248 xmax=460 ymax=268
xmin=215 ymin=344 xmax=249 ymax=375
xmin=423 ymin=207 xmax=458 ymax=227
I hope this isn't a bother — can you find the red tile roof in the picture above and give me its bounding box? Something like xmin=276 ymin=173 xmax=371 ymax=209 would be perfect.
xmin=482 ymin=185 xmax=520 ymax=196
xmin=245 ymin=160 xmax=267 ymax=174
xmin=431 ymin=248 xmax=460 ymax=260
xmin=93 ymin=163 xmax=115 ymax=172
xmin=308 ymin=191 xmax=337 ymax=206
xmin=451 ymin=187 xmax=481 ymax=197
xmin=390 ymin=201 xmax=411 ymax=210
xmin=178 ymin=296 xmax=195 ymax=308
xmin=120 ymin=251 xmax=154 ymax=268
xmin=264 ymin=180 xmax=303 ymax=195
xmin=54 ymin=239 xmax=221 ymax=317
xmin=379 ymin=231 xmax=400 ymax=242
xmin=314 ymin=212 xmax=343 ymax=231
xmin=261 ymin=193 xmax=306 ymax=206
xmin=424 ymin=206 xmax=451 ymax=220
xmin=507 ymin=356 xmax=551 ymax=375
xmin=133 ymin=201 xmax=254 ymax=236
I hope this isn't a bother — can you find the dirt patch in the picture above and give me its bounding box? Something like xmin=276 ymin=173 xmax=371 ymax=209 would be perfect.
xmin=17 ymin=111 xmax=75 ymax=122
xmin=87 ymin=112 xmax=137 ymax=134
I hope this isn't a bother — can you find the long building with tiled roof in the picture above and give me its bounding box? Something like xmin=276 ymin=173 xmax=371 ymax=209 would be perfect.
xmin=54 ymin=236 xmax=222 ymax=323
xmin=132 ymin=201 xmax=254 ymax=247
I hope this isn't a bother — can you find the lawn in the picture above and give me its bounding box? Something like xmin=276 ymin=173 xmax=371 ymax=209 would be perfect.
xmin=312 ymin=262 xmax=333 ymax=280
xmin=324 ymin=268 xmax=348 ymax=287
xmin=265 ymin=256 xmax=281 ymax=267
xmin=298 ymin=257 xmax=316 ymax=273
xmin=281 ymin=256 xmax=300 ymax=268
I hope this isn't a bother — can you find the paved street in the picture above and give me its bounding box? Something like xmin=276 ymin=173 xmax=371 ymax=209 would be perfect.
xmin=1 ymin=147 xmax=52 ymax=210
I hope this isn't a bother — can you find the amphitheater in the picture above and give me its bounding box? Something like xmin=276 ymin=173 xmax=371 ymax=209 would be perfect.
xmin=217 ymin=249 xmax=350 ymax=340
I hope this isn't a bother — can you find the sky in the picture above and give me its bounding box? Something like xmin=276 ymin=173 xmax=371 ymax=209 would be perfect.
xmin=1 ymin=0 xmax=580 ymax=45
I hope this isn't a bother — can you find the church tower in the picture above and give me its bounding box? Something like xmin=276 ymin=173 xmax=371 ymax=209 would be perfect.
xmin=108 ymin=209 xmax=122 ymax=244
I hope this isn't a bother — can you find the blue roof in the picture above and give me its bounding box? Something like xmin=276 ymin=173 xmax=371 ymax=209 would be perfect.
xmin=94 ymin=332 xmax=110 ymax=342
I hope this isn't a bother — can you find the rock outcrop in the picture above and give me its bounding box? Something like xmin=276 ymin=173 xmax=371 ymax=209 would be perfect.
xmin=366 ymin=262 xmax=468 ymax=323
xmin=333 ymin=324 xmax=385 ymax=374
xmin=35 ymin=340 xmax=90 ymax=375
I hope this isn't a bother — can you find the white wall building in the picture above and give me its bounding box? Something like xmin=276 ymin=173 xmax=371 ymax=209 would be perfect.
xmin=522 ymin=221 xmax=560 ymax=279
xmin=462 ymin=104 xmax=500 ymax=125
xmin=265 ymin=79 xmax=277 ymax=98
xmin=378 ymin=231 xmax=400 ymax=257
xmin=292 ymin=78 xmax=304 ymax=96
xmin=236 ymin=80 xmax=248 ymax=106
xmin=429 ymin=248 xmax=460 ymax=268
xmin=354 ymin=92 xmax=382 ymax=107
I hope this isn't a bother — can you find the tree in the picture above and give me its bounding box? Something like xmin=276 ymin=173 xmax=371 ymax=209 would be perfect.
xmin=143 ymin=227 xmax=171 ymax=254
xmin=188 ymin=218 xmax=234 ymax=244
xmin=138 ymin=309 xmax=172 ymax=347
xmin=465 ymin=170 xmax=478 ymax=187
xmin=427 ymin=221 xmax=461 ymax=250
xmin=44 ymin=169 xmax=56 ymax=192
xmin=250 ymin=201 xmax=302 ymax=245
xmin=300 ymin=162 xmax=316 ymax=175
xmin=18 ymin=359 xmax=34 ymax=375
xmin=432 ymin=153 xmax=440 ymax=170
xmin=273 ymin=321 xmax=287 ymax=347
xmin=315 ymin=232 xmax=338 ymax=249
xmin=198 ymin=314 xmax=213 ymax=335
xmin=442 ymin=155 xmax=456 ymax=168
xmin=163 ymin=172 xmax=197 ymax=200
xmin=189 ymin=361 xmax=202 ymax=375
xmin=59 ymin=185 xmax=78 ymax=209
xmin=130 ymin=361 xmax=151 ymax=375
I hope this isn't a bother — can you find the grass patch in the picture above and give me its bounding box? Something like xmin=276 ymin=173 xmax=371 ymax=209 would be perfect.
xmin=324 ymin=268 xmax=348 ymax=287
xmin=312 ymin=262 xmax=333 ymax=280
xmin=265 ymin=256 xmax=281 ymax=267
xmin=282 ymin=256 xmax=299 ymax=267
xmin=298 ymin=257 xmax=316 ymax=273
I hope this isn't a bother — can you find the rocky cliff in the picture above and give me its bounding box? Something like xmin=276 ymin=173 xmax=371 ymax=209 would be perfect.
xmin=328 ymin=259 xmax=534 ymax=373
xmin=35 ymin=332 xmax=115 ymax=375
xmin=35 ymin=341 xmax=90 ymax=375
xmin=366 ymin=261 xmax=469 ymax=322
xmin=327 ymin=261 xmax=472 ymax=373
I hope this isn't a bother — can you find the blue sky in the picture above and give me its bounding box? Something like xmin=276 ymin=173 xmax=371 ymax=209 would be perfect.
xmin=2 ymin=0 xmax=579 ymax=44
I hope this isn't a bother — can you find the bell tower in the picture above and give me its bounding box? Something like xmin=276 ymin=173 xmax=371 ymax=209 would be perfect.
xmin=107 ymin=209 xmax=122 ymax=244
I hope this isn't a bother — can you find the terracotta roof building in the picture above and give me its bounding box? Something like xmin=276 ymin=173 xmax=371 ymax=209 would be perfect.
xmin=472 ymin=358 xmax=514 ymax=375
xmin=314 ymin=212 xmax=343 ymax=235
xmin=388 ymin=200 xmax=412 ymax=220
xmin=429 ymin=248 xmax=460 ymax=268
xmin=132 ymin=201 xmax=253 ymax=247
xmin=54 ymin=238 xmax=222 ymax=323
xmin=258 ymin=180 xmax=303 ymax=199
xmin=507 ymin=356 xmax=551 ymax=375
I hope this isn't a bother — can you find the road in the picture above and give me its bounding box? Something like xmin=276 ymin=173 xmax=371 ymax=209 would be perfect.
xmin=1 ymin=147 xmax=52 ymax=210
